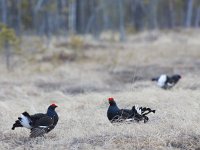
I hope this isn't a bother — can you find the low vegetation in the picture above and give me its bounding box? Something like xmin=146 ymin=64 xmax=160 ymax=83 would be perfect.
xmin=0 ymin=30 xmax=200 ymax=149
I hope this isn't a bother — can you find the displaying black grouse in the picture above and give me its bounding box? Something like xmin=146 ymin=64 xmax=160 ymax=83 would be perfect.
xmin=12 ymin=104 xmax=59 ymax=138
xmin=152 ymin=74 xmax=181 ymax=89
xmin=107 ymin=97 xmax=155 ymax=123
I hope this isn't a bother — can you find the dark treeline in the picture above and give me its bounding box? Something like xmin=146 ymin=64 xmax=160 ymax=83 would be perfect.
xmin=1 ymin=0 xmax=200 ymax=38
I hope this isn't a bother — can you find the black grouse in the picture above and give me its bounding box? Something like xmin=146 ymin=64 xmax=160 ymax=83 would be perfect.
xmin=12 ymin=104 xmax=59 ymax=138
xmin=107 ymin=97 xmax=155 ymax=123
xmin=152 ymin=74 xmax=181 ymax=89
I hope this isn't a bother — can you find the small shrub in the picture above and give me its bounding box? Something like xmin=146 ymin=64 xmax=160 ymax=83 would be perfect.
xmin=0 ymin=24 xmax=20 ymax=70
xmin=0 ymin=24 xmax=20 ymax=50
xmin=69 ymin=35 xmax=84 ymax=50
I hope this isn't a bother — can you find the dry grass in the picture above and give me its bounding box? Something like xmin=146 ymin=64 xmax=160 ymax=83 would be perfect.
xmin=0 ymin=30 xmax=200 ymax=149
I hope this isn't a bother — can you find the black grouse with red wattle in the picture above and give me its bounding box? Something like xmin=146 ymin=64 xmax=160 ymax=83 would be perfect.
xmin=107 ymin=97 xmax=155 ymax=123
xmin=12 ymin=103 xmax=59 ymax=138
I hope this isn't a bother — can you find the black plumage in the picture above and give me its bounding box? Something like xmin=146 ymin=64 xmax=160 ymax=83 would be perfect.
xmin=107 ymin=97 xmax=155 ymax=123
xmin=12 ymin=104 xmax=59 ymax=138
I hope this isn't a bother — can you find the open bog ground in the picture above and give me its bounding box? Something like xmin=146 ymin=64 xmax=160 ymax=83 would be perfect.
xmin=0 ymin=30 xmax=200 ymax=150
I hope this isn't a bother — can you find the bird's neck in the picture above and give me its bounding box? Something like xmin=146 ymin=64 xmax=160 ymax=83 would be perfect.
xmin=109 ymin=103 xmax=119 ymax=110
xmin=109 ymin=101 xmax=117 ymax=106
xmin=47 ymin=109 xmax=56 ymax=117
xmin=110 ymin=103 xmax=117 ymax=107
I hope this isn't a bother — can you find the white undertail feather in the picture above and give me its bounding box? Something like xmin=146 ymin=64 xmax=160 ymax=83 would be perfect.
xmin=135 ymin=105 xmax=141 ymax=115
xmin=157 ymin=74 xmax=167 ymax=87
xmin=39 ymin=126 xmax=48 ymax=128
xmin=125 ymin=118 xmax=134 ymax=122
xmin=20 ymin=114 xmax=32 ymax=129
xmin=167 ymin=82 xmax=174 ymax=87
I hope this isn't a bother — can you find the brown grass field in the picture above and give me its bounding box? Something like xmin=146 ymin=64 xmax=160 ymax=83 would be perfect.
xmin=0 ymin=30 xmax=200 ymax=149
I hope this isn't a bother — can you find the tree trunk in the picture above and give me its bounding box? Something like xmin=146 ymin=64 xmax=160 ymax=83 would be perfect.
xmin=185 ymin=0 xmax=194 ymax=27
xmin=68 ymin=1 xmax=77 ymax=34
xmin=44 ymin=11 xmax=51 ymax=46
xmin=118 ymin=0 xmax=125 ymax=41
xmin=76 ymin=0 xmax=84 ymax=33
xmin=56 ymin=0 xmax=62 ymax=32
xmin=195 ymin=7 xmax=200 ymax=28
xmin=1 ymin=0 xmax=7 ymax=24
xmin=147 ymin=0 xmax=158 ymax=30
xmin=102 ymin=0 xmax=110 ymax=31
xmin=4 ymin=40 xmax=11 ymax=71
xmin=131 ymin=0 xmax=145 ymax=31
xmin=29 ymin=0 xmax=36 ymax=34
xmin=168 ymin=0 xmax=175 ymax=28
xmin=16 ymin=0 xmax=22 ymax=35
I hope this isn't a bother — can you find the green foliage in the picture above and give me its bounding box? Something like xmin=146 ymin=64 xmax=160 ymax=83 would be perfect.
xmin=21 ymin=0 xmax=29 ymax=10
xmin=0 ymin=24 xmax=20 ymax=50
xmin=43 ymin=2 xmax=57 ymax=12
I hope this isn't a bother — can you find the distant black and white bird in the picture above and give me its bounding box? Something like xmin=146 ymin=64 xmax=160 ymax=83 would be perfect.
xmin=12 ymin=104 xmax=59 ymax=138
xmin=107 ymin=97 xmax=155 ymax=123
xmin=151 ymin=74 xmax=181 ymax=89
